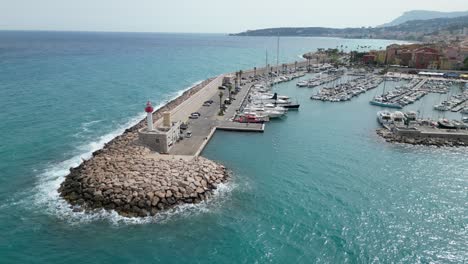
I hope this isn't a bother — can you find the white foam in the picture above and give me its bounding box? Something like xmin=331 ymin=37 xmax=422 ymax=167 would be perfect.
xmin=27 ymin=80 xmax=235 ymax=225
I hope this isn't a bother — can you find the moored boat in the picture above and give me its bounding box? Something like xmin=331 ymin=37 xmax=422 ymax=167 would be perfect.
xmin=377 ymin=111 xmax=392 ymax=125
xmin=437 ymin=119 xmax=456 ymax=129
xmin=370 ymin=100 xmax=403 ymax=109
xmin=282 ymin=104 xmax=300 ymax=109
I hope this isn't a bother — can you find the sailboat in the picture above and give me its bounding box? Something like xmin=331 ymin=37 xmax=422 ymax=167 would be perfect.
xmin=369 ymin=50 xmax=402 ymax=109
xmin=273 ymin=36 xmax=300 ymax=110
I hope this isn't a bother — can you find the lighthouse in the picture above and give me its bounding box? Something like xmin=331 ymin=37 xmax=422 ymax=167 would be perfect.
xmin=145 ymin=101 xmax=154 ymax=131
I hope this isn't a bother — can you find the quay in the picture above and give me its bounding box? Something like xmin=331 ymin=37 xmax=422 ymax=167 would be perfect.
xmin=142 ymin=61 xmax=308 ymax=157
xmin=378 ymin=125 xmax=468 ymax=147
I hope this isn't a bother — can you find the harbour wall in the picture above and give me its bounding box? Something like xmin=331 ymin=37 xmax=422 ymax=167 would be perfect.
xmin=377 ymin=128 xmax=468 ymax=147
xmin=59 ymin=59 xmax=308 ymax=217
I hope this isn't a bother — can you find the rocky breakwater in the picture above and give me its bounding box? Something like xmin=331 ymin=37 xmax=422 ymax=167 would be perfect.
xmin=59 ymin=140 xmax=228 ymax=217
xmin=376 ymin=128 xmax=466 ymax=147
xmin=58 ymin=77 xmax=230 ymax=217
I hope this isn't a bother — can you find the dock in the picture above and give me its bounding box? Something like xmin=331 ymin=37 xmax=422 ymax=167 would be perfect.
xmin=156 ymin=69 xmax=270 ymax=156
xmin=217 ymin=122 xmax=264 ymax=132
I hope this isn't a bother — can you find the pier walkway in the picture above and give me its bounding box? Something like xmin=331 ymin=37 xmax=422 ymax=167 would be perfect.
xmin=160 ymin=73 xmax=265 ymax=156
xmin=151 ymin=60 xmax=310 ymax=156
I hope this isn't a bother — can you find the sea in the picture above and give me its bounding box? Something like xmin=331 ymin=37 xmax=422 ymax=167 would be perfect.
xmin=0 ymin=31 xmax=466 ymax=263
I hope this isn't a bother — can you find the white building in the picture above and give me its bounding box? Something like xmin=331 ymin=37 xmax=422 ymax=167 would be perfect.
xmin=139 ymin=112 xmax=181 ymax=154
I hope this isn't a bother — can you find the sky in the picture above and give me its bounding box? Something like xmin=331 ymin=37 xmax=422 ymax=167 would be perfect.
xmin=0 ymin=0 xmax=467 ymax=33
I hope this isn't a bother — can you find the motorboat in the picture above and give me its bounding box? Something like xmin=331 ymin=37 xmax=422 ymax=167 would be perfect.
xmin=370 ymin=99 xmax=403 ymax=109
xmin=377 ymin=111 xmax=392 ymax=125
xmin=391 ymin=111 xmax=405 ymax=127
xmin=282 ymin=103 xmax=300 ymax=109
xmin=437 ymin=119 xmax=456 ymax=129
xmin=404 ymin=111 xmax=417 ymax=121
xmin=434 ymin=104 xmax=450 ymax=111
xmin=244 ymin=110 xmax=285 ymax=119
xmin=235 ymin=113 xmax=268 ymax=123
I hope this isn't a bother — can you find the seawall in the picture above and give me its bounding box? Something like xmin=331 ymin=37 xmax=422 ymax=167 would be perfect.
xmin=58 ymin=60 xmax=308 ymax=217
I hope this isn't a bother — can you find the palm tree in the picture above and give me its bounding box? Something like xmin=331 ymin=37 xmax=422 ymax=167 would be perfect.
xmin=234 ymin=71 xmax=239 ymax=88
xmin=254 ymin=67 xmax=257 ymax=77
xmin=239 ymin=70 xmax=243 ymax=84
xmin=227 ymin=84 xmax=232 ymax=99
xmin=219 ymin=91 xmax=224 ymax=111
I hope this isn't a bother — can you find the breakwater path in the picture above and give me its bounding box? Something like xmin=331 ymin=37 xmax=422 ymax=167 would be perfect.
xmin=59 ymin=78 xmax=231 ymax=217
xmin=59 ymin=60 xmax=307 ymax=217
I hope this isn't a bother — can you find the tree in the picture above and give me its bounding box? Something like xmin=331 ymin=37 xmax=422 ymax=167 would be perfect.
xmin=227 ymin=84 xmax=232 ymax=99
xmin=239 ymin=70 xmax=243 ymax=83
xmin=463 ymin=57 xmax=468 ymax=70
xmin=219 ymin=91 xmax=224 ymax=111
xmin=254 ymin=67 xmax=257 ymax=77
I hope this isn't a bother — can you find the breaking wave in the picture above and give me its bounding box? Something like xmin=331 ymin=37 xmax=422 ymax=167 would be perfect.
xmin=23 ymin=79 xmax=234 ymax=225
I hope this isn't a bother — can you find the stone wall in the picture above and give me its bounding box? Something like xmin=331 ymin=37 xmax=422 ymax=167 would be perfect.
xmin=377 ymin=128 xmax=468 ymax=147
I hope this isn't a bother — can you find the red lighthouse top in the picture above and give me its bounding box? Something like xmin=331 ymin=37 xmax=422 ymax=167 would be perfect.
xmin=145 ymin=101 xmax=154 ymax=113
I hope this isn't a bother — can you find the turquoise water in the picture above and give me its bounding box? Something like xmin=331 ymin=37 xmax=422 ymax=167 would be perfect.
xmin=0 ymin=31 xmax=466 ymax=263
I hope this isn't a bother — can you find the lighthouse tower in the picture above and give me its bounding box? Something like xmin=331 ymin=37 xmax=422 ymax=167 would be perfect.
xmin=145 ymin=101 xmax=154 ymax=131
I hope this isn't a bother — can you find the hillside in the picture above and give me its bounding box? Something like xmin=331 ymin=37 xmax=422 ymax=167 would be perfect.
xmin=230 ymin=15 xmax=468 ymax=40
xmin=379 ymin=10 xmax=468 ymax=27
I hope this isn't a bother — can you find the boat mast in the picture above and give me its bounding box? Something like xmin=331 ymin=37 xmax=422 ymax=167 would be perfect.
xmin=265 ymin=49 xmax=269 ymax=88
xmin=382 ymin=48 xmax=389 ymax=96
xmin=276 ymin=35 xmax=280 ymax=76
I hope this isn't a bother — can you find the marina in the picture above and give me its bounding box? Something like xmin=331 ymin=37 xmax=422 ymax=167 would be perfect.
xmin=296 ymin=69 xmax=343 ymax=88
xmin=310 ymin=74 xmax=383 ymax=102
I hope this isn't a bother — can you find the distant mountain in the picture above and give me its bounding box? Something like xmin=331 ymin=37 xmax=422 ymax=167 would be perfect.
xmin=379 ymin=10 xmax=468 ymax=27
xmin=230 ymin=15 xmax=468 ymax=41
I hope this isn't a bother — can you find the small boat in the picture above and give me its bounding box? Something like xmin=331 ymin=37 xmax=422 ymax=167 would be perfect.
xmin=282 ymin=104 xmax=300 ymax=109
xmin=235 ymin=114 xmax=267 ymax=123
xmin=437 ymin=119 xmax=456 ymax=129
xmin=434 ymin=104 xmax=450 ymax=111
xmin=370 ymin=100 xmax=403 ymax=109
xmin=404 ymin=111 xmax=417 ymax=121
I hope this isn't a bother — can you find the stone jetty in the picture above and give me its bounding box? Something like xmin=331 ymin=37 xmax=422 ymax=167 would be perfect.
xmin=58 ymin=78 xmax=229 ymax=217
xmin=376 ymin=128 xmax=467 ymax=147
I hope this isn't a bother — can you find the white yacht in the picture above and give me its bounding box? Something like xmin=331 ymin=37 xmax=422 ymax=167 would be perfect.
xmin=391 ymin=111 xmax=405 ymax=127
xmin=377 ymin=111 xmax=392 ymax=125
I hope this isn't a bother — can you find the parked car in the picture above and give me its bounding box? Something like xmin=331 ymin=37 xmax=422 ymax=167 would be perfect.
xmin=218 ymin=86 xmax=226 ymax=90
xmin=203 ymin=102 xmax=211 ymax=106
xmin=180 ymin=123 xmax=188 ymax=130
xmin=188 ymin=115 xmax=198 ymax=119
xmin=191 ymin=112 xmax=201 ymax=117
xmin=185 ymin=131 xmax=192 ymax=138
